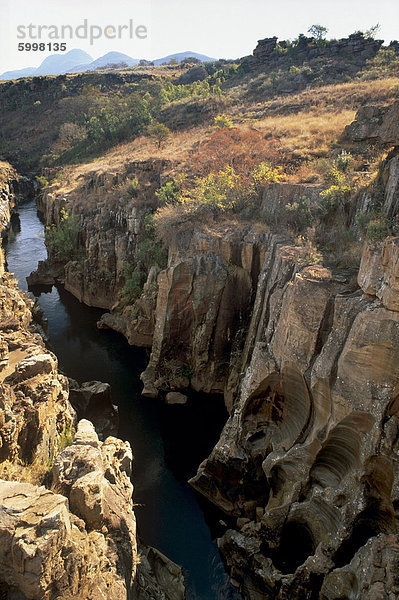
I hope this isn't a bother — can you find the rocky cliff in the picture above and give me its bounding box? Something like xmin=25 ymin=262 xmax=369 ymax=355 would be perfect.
xmin=186 ymin=110 xmax=399 ymax=598
xmin=0 ymin=167 xmax=185 ymax=600
xmin=31 ymin=100 xmax=399 ymax=598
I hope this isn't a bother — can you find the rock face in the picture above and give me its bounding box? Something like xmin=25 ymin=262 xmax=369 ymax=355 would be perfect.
xmin=250 ymin=33 xmax=384 ymax=77
xmin=189 ymin=225 xmax=399 ymax=597
xmin=141 ymin=224 xmax=268 ymax=398
xmin=0 ymin=420 xmax=185 ymax=600
xmin=345 ymin=101 xmax=399 ymax=146
xmin=35 ymin=160 xmax=168 ymax=311
xmin=30 ymin=102 xmax=399 ymax=598
xmin=68 ymin=379 xmax=119 ymax=439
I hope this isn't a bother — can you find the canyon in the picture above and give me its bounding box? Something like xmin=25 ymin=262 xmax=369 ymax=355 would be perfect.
xmin=0 ymin=34 xmax=398 ymax=599
xmin=0 ymin=169 xmax=186 ymax=599
xmin=18 ymin=100 xmax=399 ymax=599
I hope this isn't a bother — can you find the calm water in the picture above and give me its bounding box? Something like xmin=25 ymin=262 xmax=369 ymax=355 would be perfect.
xmin=5 ymin=199 xmax=241 ymax=600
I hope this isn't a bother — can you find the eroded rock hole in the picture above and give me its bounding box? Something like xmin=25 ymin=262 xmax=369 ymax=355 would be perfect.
xmin=333 ymin=501 xmax=388 ymax=568
xmin=272 ymin=521 xmax=315 ymax=574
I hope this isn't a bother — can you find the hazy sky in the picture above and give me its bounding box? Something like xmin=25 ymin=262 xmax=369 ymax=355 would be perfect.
xmin=1 ymin=0 xmax=398 ymax=73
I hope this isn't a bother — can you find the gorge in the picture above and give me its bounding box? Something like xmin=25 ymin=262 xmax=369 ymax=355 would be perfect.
xmin=1 ymin=31 xmax=399 ymax=600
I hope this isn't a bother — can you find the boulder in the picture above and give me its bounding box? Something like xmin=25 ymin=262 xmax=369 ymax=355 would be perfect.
xmin=165 ymin=392 xmax=188 ymax=405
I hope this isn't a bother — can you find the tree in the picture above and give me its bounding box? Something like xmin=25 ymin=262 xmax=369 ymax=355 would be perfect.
xmin=365 ymin=23 xmax=381 ymax=39
xmin=147 ymin=122 xmax=171 ymax=148
xmin=308 ymin=24 xmax=328 ymax=41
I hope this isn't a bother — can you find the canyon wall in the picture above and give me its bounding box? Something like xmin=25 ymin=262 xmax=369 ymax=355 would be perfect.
xmin=0 ymin=168 xmax=184 ymax=600
xmin=33 ymin=103 xmax=399 ymax=599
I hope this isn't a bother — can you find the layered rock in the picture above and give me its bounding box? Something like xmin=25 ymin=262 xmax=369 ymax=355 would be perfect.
xmin=141 ymin=224 xmax=269 ymax=398
xmin=345 ymin=101 xmax=399 ymax=146
xmin=0 ymin=167 xmax=185 ymax=600
xmin=189 ymin=230 xmax=399 ymax=597
xmin=250 ymin=33 xmax=384 ymax=76
xmin=35 ymin=160 xmax=168 ymax=311
xmin=68 ymin=379 xmax=119 ymax=439
xmin=0 ymin=420 xmax=184 ymax=600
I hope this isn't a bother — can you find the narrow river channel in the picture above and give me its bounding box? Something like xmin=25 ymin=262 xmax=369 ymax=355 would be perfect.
xmin=5 ymin=197 xmax=242 ymax=600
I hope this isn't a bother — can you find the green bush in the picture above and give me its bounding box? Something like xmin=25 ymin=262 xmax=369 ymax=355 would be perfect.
xmin=36 ymin=175 xmax=49 ymax=189
xmin=45 ymin=209 xmax=81 ymax=262
xmin=147 ymin=121 xmax=171 ymax=148
xmin=214 ymin=114 xmax=233 ymax=129
xmin=336 ymin=150 xmax=352 ymax=173
xmin=284 ymin=198 xmax=316 ymax=233
xmin=356 ymin=210 xmax=390 ymax=241
xmin=122 ymin=215 xmax=168 ymax=304
xmin=155 ymin=180 xmax=181 ymax=206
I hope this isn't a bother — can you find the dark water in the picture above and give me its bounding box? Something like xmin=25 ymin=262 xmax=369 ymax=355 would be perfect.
xmin=5 ymin=199 xmax=242 ymax=600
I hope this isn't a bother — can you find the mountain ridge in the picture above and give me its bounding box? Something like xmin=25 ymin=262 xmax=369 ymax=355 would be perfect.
xmin=0 ymin=49 xmax=217 ymax=80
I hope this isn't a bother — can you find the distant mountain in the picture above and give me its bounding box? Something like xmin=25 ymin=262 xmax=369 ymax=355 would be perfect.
xmin=0 ymin=49 xmax=93 ymax=80
xmin=153 ymin=51 xmax=216 ymax=65
xmin=35 ymin=49 xmax=93 ymax=75
xmin=0 ymin=67 xmax=36 ymax=80
xmin=0 ymin=49 xmax=217 ymax=81
xmin=67 ymin=52 xmax=140 ymax=73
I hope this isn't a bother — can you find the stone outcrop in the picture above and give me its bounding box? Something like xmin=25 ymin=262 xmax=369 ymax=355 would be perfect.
xmin=68 ymin=379 xmax=119 ymax=439
xmin=345 ymin=101 xmax=399 ymax=146
xmin=35 ymin=160 xmax=168 ymax=311
xmin=250 ymin=33 xmax=384 ymax=77
xmin=0 ymin=420 xmax=185 ymax=600
xmin=348 ymin=106 xmax=399 ymax=223
xmin=0 ymin=167 xmax=185 ymax=600
xmin=28 ymin=100 xmax=399 ymax=598
xmin=358 ymin=237 xmax=399 ymax=311
xmin=97 ymin=265 xmax=159 ymax=347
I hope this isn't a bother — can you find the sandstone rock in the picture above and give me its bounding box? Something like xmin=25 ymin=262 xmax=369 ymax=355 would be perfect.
xmin=165 ymin=391 xmax=188 ymax=404
xmin=0 ymin=479 xmax=132 ymax=599
xmin=141 ymin=224 xmax=268 ymax=397
xmin=51 ymin=420 xmax=185 ymax=599
xmin=345 ymin=101 xmax=399 ymax=146
xmin=321 ymin=534 xmax=399 ymax=600
xmin=191 ymin=230 xmax=399 ymax=597
xmin=358 ymin=238 xmax=399 ymax=311
xmin=13 ymin=352 xmax=56 ymax=380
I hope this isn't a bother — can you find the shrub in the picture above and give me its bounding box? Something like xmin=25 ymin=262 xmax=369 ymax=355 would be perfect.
xmin=356 ymin=210 xmax=390 ymax=241
xmin=284 ymin=198 xmax=316 ymax=233
xmin=45 ymin=209 xmax=81 ymax=262
xmin=118 ymin=176 xmax=139 ymax=198
xmin=336 ymin=150 xmax=352 ymax=173
xmin=36 ymin=175 xmax=49 ymax=189
xmin=361 ymin=48 xmax=399 ymax=79
xmin=320 ymin=183 xmax=353 ymax=214
xmin=155 ymin=179 xmax=181 ymax=206
xmin=147 ymin=121 xmax=171 ymax=148
xmin=251 ymin=161 xmax=284 ymax=190
xmin=122 ymin=215 xmax=168 ymax=304
xmin=214 ymin=114 xmax=233 ymax=129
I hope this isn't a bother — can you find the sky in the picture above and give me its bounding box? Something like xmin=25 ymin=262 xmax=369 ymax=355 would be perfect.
xmin=0 ymin=0 xmax=398 ymax=73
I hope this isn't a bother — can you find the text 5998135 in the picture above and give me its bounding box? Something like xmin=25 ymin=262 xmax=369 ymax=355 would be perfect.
xmin=18 ymin=43 xmax=66 ymax=51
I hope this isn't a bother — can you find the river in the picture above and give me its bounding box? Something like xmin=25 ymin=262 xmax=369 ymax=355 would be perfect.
xmin=5 ymin=198 xmax=242 ymax=600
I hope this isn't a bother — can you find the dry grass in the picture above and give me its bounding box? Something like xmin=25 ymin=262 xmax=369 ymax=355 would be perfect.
xmin=255 ymin=109 xmax=356 ymax=160
xmin=0 ymin=457 xmax=49 ymax=486
xmin=51 ymin=76 xmax=399 ymax=193
xmin=52 ymin=124 xmax=214 ymax=193
xmin=233 ymin=77 xmax=399 ymax=120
